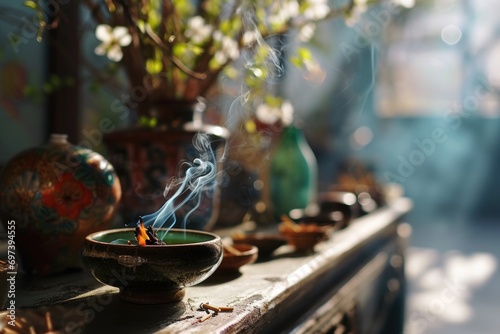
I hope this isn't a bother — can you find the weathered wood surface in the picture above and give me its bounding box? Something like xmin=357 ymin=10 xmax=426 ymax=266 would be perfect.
xmin=1 ymin=198 xmax=412 ymax=333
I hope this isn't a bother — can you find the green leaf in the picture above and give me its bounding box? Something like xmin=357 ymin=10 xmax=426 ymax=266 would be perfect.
xmin=173 ymin=0 xmax=194 ymax=17
xmin=290 ymin=56 xmax=303 ymax=68
xmin=147 ymin=10 xmax=161 ymax=30
xmin=173 ymin=43 xmax=187 ymax=58
xmin=88 ymin=80 xmax=101 ymax=93
xmin=222 ymin=66 xmax=238 ymax=80
xmin=136 ymin=20 xmax=146 ymax=33
xmin=43 ymin=82 xmax=54 ymax=93
xmin=264 ymin=94 xmax=282 ymax=107
xmin=148 ymin=117 xmax=158 ymax=127
xmin=219 ymin=20 xmax=231 ymax=34
xmin=65 ymin=76 xmax=76 ymax=87
xmin=139 ymin=116 xmax=158 ymax=128
xmin=146 ymin=58 xmax=163 ymax=75
xmin=23 ymin=85 xmax=40 ymax=99
xmin=209 ymin=57 xmax=222 ymax=71
xmin=244 ymin=119 xmax=257 ymax=134
xmin=24 ymin=0 xmax=37 ymax=9
xmin=50 ymin=75 xmax=62 ymax=87
xmin=189 ymin=45 xmax=204 ymax=56
xmin=203 ymin=0 xmax=222 ymax=18
xmin=297 ymin=47 xmax=313 ymax=61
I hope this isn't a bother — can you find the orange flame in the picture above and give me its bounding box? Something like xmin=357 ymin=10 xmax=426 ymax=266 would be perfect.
xmin=137 ymin=234 xmax=146 ymax=246
xmin=137 ymin=220 xmax=149 ymax=246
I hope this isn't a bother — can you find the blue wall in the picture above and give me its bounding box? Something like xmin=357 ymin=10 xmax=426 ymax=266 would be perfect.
xmin=283 ymin=2 xmax=500 ymax=226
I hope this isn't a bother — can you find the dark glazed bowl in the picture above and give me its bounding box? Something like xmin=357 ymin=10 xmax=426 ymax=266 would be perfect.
xmin=81 ymin=228 xmax=223 ymax=304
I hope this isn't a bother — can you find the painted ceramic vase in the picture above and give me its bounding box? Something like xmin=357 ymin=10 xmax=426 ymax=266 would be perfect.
xmin=0 ymin=134 xmax=121 ymax=276
xmin=104 ymin=100 xmax=228 ymax=231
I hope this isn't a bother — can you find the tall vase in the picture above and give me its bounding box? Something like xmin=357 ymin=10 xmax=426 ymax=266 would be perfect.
xmin=270 ymin=124 xmax=318 ymax=219
xmin=0 ymin=134 xmax=122 ymax=276
xmin=104 ymin=99 xmax=229 ymax=231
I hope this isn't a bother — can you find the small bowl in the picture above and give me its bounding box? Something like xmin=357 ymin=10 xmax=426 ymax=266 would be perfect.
xmin=216 ymin=244 xmax=258 ymax=273
xmin=279 ymin=224 xmax=330 ymax=252
xmin=289 ymin=208 xmax=346 ymax=229
xmin=232 ymin=234 xmax=288 ymax=258
xmin=81 ymin=228 xmax=223 ymax=304
xmin=288 ymin=192 xmax=358 ymax=230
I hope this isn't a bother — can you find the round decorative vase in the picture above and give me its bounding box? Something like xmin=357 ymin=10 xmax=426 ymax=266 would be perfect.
xmin=0 ymin=134 xmax=122 ymax=276
xmin=104 ymin=99 xmax=229 ymax=231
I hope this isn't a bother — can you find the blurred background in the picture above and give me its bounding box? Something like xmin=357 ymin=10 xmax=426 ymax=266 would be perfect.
xmin=281 ymin=1 xmax=500 ymax=333
xmin=283 ymin=0 xmax=500 ymax=226
xmin=1 ymin=0 xmax=499 ymax=333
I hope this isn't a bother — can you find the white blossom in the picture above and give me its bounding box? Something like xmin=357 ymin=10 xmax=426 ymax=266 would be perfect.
xmin=344 ymin=5 xmax=368 ymax=27
xmin=268 ymin=0 xmax=300 ymax=26
xmin=298 ymin=23 xmax=316 ymax=42
xmin=213 ymin=31 xmax=240 ymax=64
xmin=284 ymin=0 xmax=300 ymax=18
xmin=94 ymin=24 xmax=132 ymax=62
xmin=303 ymin=0 xmax=331 ymax=21
xmin=242 ymin=29 xmax=259 ymax=46
xmin=280 ymin=100 xmax=294 ymax=125
xmin=255 ymin=100 xmax=294 ymax=125
xmin=184 ymin=16 xmax=213 ymax=44
xmin=392 ymin=0 xmax=415 ymax=8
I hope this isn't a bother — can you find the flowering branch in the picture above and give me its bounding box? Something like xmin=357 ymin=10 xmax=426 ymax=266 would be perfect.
xmin=22 ymin=0 xmax=404 ymax=115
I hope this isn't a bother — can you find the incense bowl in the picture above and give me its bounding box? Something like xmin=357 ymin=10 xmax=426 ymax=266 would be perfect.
xmin=81 ymin=228 xmax=223 ymax=304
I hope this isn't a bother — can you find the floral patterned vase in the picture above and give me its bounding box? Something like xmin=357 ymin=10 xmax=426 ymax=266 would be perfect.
xmin=0 ymin=134 xmax=121 ymax=276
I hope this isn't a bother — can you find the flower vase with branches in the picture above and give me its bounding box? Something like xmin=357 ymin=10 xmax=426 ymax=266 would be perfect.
xmin=21 ymin=0 xmax=389 ymax=227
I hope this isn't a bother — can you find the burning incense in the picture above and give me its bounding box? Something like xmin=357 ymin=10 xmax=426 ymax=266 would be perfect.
xmin=134 ymin=217 xmax=166 ymax=246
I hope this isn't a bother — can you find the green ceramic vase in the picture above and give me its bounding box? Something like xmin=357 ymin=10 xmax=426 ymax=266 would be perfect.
xmin=270 ymin=124 xmax=318 ymax=218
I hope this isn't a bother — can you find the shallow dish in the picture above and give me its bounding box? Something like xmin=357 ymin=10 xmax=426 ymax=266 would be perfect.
xmin=216 ymin=243 xmax=258 ymax=273
xmin=278 ymin=223 xmax=330 ymax=252
xmin=232 ymin=234 xmax=288 ymax=258
xmin=81 ymin=228 xmax=223 ymax=304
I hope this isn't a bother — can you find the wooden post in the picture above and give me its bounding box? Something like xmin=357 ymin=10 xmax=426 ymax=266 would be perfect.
xmin=46 ymin=1 xmax=80 ymax=143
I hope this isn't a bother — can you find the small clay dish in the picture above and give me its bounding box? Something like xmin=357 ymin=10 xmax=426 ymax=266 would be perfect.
xmin=278 ymin=223 xmax=330 ymax=252
xmin=216 ymin=244 xmax=258 ymax=273
xmin=81 ymin=228 xmax=223 ymax=304
xmin=232 ymin=234 xmax=288 ymax=258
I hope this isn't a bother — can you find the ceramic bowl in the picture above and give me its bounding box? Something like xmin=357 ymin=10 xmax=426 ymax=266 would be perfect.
xmin=216 ymin=244 xmax=258 ymax=273
xmin=288 ymin=192 xmax=358 ymax=230
xmin=278 ymin=224 xmax=330 ymax=252
xmin=81 ymin=228 xmax=223 ymax=304
xmin=232 ymin=234 xmax=288 ymax=258
xmin=289 ymin=208 xmax=346 ymax=229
